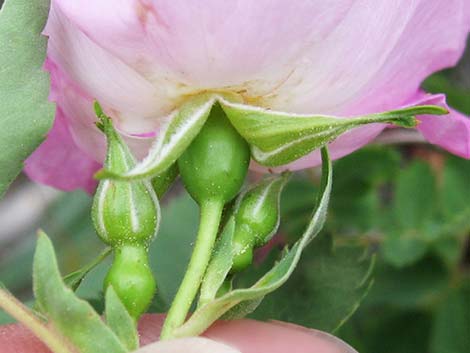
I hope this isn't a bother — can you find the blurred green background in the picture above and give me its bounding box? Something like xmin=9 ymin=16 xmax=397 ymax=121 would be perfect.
xmin=0 ymin=22 xmax=469 ymax=353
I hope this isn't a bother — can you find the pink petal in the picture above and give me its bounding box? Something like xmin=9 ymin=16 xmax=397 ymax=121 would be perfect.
xmin=32 ymin=59 xmax=155 ymax=192
xmin=51 ymin=0 xmax=468 ymax=119
xmin=271 ymin=0 xmax=469 ymax=115
xmin=52 ymin=0 xmax=354 ymax=92
xmin=413 ymin=92 xmax=470 ymax=158
xmin=46 ymin=59 xmax=154 ymax=162
xmin=35 ymin=0 xmax=469 ymax=189
xmin=45 ymin=1 xmax=173 ymax=135
xmin=44 ymin=59 xmax=107 ymax=164
xmin=24 ymin=111 xmax=100 ymax=194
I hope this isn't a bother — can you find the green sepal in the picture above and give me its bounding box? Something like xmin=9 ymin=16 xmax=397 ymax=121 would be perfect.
xmin=93 ymin=94 xmax=443 ymax=180
xmin=95 ymin=94 xmax=217 ymax=181
xmin=221 ymin=297 xmax=264 ymax=320
xmin=94 ymin=102 xmax=136 ymax=174
xmin=33 ymin=231 xmax=127 ymax=353
xmin=105 ymin=286 xmax=139 ymax=352
xmin=91 ymin=106 xmax=160 ymax=247
xmin=215 ymin=277 xmax=233 ymax=298
xmin=219 ymin=98 xmax=447 ymax=166
xmin=151 ymin=163 xmax=179 ymax=198
xmin=63 ymin=247 xmax=112 ymax=291
xmin=172 ymin=147 xmax=332 ymax=338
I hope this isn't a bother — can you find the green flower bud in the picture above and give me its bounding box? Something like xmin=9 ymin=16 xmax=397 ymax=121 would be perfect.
xmin=178 ymin=103 xmax=250 ymax=205
xmin=231 ymin=173 xmax=290 ymax=272
xmin=91 ymin=103 xmax=159 ymax=320
xmin=92 ymin=104 xmax=160 ymax=247
xmin=231 ymin=231 xmax=254 ymax=273
xmin=104 ymin=245 xmax=156 ymax=320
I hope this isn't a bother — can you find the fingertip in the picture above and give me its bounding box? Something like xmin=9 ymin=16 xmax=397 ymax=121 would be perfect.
xmin=135 ymin=337 xmax=241 ymax=353
xmin=1 ymin=314 xmax=357 ymax=353
xmin=205 ymin=319 xmax=357 ymax=353
xmin=0 ymin=323 xmax=50 ymax=353
xmin=137 ymin=313 xmax=166 ymax=345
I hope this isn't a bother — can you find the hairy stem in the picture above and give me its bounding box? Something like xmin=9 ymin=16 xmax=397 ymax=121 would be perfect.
xmin=160 ymin=199 xmax=224 ymax=340
xmin=0 ymin=289 xmax=74 ymax=353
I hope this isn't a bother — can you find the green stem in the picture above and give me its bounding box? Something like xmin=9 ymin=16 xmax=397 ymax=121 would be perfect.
xmin=0 ymin=289 xmax=74 ymax=353
xmin=63 ymin=247 xmax=112 ymax=291
xmin=160 ymin=198 xmax=224 ymax=340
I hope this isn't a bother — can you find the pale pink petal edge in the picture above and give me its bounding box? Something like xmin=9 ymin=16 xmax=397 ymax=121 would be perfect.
xmin=24 ymin=111 xmax=100 ymax=194
xmin=414 ymin=92 xmax=470 ymax=158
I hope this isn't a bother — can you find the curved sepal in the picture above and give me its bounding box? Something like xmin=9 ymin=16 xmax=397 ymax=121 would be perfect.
xmin=92 ymin=106 xmax=160 ymax=247
xmin=219 ymin=98 xmax=447 ymax=166
xmin=96 ymin=94 xmax=217 ymax=181
xmin=63 ymin=247 xmax=112 ymax=291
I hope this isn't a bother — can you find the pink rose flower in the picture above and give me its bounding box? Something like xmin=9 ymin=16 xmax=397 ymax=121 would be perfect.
xmin=25 ymin=0 xmax=470 ymax=192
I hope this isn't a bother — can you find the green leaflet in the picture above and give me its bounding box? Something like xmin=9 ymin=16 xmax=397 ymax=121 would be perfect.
xmin=96 ymin=94 xmax=216 ymax=180
xmin=382 ymin=161 xmax=436 ymax=267
xmin=63 ymin=247 xmax=112 ymax=291
xmin=172 ymin=147 xmax=332 ymax=338
xmin=430 ymin=281 xmax=470 ymax=353
xmin=105 ymin=287 xmax=139 ymax=352
xmin=33 ymin=231 xmax=127 ymax=353
xmin=0 ymin=0 xmax=55 ymax=197
xmin=219 ymin=98 xmax=447 ymax=166
xmin=379 ymin=156 xmax=470 ymax=269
